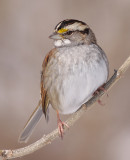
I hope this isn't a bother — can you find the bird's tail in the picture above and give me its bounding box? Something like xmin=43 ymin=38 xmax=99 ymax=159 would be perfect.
xmin=18 ymin=100 xmax=43 ymax=143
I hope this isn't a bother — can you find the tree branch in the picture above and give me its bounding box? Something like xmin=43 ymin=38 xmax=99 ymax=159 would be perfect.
xmin=0 ymin=56 xmax=130 ymax=160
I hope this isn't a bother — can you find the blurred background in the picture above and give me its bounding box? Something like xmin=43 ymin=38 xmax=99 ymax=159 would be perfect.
xmin=0 ymin=0 xmax=130 ymax=160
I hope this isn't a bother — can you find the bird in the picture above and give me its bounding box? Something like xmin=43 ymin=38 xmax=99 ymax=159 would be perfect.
xmin=18 ymin=19 xmax=109 ymax=143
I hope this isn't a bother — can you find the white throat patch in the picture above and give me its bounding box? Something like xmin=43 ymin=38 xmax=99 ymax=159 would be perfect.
xmin=54 ymin=39 xmax=71 ymax=47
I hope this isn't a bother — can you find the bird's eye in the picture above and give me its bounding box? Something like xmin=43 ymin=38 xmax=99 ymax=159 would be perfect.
xmin=67 ymin=31 xmax=73 ymax=35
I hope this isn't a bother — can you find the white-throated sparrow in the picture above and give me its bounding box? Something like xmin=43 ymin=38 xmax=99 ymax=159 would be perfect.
xmin=19 ymin=19 xmax=109 ymax=142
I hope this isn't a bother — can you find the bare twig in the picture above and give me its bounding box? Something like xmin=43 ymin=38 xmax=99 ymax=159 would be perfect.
xmin=0 ymin=56 xmax=130 ymax=160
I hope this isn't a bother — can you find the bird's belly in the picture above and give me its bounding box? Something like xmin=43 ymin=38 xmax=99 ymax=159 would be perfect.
xmin=47 ymin=60 xmax=108 ymax=114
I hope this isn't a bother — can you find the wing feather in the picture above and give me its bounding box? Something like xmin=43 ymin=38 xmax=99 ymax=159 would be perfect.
xmin=41 ymin=48 xmax=56 ymax=117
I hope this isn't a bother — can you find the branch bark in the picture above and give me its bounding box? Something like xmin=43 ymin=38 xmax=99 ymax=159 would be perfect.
xmin=0 ymin=56 xmax=130 ymax=160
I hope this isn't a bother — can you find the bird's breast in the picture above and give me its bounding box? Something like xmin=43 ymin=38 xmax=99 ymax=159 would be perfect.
xmin=43 ymin=44 xmax=108 ymax=114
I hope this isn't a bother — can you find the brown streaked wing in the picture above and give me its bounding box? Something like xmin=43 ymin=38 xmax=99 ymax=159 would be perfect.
xmin=41 ymin=48 xmax=56 ymax=117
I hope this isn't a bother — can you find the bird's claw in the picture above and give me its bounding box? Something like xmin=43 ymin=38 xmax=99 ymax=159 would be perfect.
xmin=57 ymin=119 xmax=69 ymax=138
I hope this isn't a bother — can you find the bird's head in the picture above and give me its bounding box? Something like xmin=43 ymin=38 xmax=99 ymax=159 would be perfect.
xmin=49 ymin=19 xmax=97 ymax=47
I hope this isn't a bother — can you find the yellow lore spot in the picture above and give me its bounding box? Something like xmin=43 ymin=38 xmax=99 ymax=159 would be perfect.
xmin=57 ymin=28 xmax=68 ymax=34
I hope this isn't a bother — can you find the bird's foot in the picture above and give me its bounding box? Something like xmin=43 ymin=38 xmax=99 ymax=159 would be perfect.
xmin=98 ymin=86 xmax=109 ymax=97
xmin=56 ymin=110 xmax=69 ymax=138
xmin=57 ymin=119 xmax=69 ymax=138
xmin=94 ymin=84 xmax=108 ymax=105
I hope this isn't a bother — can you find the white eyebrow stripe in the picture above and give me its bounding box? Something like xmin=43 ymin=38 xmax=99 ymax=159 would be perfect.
xmin=65 ymin=22 xmax=87 ymax=31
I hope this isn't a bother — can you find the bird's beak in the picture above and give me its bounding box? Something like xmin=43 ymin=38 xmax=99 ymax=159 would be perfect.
xmin=49 ymin=32 xmax=63 ymax=40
